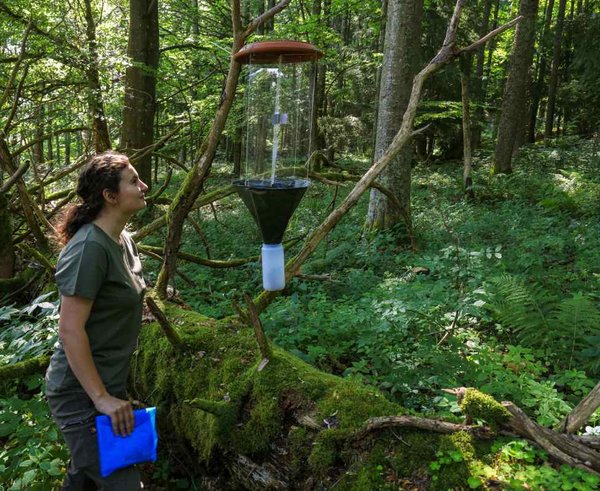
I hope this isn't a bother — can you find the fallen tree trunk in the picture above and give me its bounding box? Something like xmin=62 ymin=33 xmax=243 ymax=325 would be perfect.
xmin=128 ymin=306 xmax=600 ymax=489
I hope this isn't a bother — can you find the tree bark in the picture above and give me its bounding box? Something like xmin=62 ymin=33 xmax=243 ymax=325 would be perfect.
xmin=366 ymin=0 xmax=423 ymax=233
xmin=82 ymin=0 xmax=111 ymax=152
xmin=0 ymin=192 xmax=15 ymax=278
xmin=460 ymin=56 xmax=474 ymax=198
xmin=528 ymin=0 xmax=555 ymax=142
xmin=544 ymin=0 xmax=568 ymax=138
xmin=121 ymin=0 xmax=159 ymax=187
xmin=472 ymin=0 xmax=493 ymax=150
xmin=493 ymin=0 xmax=539 ymax=174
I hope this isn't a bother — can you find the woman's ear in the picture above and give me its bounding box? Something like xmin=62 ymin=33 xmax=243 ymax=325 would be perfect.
xmin=102 ymin=188 xmax=118 ymax=205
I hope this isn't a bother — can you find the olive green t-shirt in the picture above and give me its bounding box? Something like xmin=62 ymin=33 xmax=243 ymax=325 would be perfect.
xmin=45 ymin=223 xmax=146 ymax=395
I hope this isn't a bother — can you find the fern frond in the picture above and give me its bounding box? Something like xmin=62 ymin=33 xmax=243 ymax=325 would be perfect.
xmin=548 ymin=294 xmax=600 ymax=371
xmin=484 ymin=275 xmax=557 ymax=345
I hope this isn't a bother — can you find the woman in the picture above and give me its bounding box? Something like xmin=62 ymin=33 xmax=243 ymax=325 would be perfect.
xmin=46 ymin=151 xmax=148 ymax=490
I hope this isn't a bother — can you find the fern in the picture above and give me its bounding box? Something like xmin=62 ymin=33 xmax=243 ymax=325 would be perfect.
xmin=483 ymin=276 xmax=600 ymax=374
xmin=548 ymin=294 xmax=600 ymax=371
xmin=484 ymin=275 xmax=556 ymax=342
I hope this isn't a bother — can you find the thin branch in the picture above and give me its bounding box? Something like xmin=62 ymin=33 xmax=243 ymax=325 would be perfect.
xmin=139 ymin=244 xmax=259 ymax=269
xmin=145 ymin=296 xmax=186 ymax=349
xmin=14 ymin=127 xmax=89 ymax=157
xmin=128 ymin=124 xmax=184 ymax=164
xmin=153 ymin=151 xmax=189 ymax=172
xmin=244 ymin=294 xmax=272 ymax=359
xmin=132 ymin=184 xmax=236 ymax=241
xmin=456 ymin=16 xmax=523 ymax=56
xmin=0 ymin=160 xmax=30 ymax=194
xmin=3 ymin=63 xmax=30 ymax=134
xmin=145 ymin=167 xmax=172 ymax=204
xmin=0 ymin=21 xmax=31 ymax=109
xmin=243 ymin=0 xmax=292 ymax=38
xmin=159 ymin=42 xmax=210 ymax=54
xmin=355 ymin=415 xmax=495 ymax=441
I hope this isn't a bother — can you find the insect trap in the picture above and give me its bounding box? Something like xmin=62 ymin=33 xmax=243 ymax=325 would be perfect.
xmin=233 ymin=41 xmax=322 ymax=291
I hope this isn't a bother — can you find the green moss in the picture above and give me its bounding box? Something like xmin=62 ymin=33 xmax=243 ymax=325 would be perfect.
xmin=308 ymin=429 xmax=342 ymax=474
xmin=316 ymin=379 xmax=401 ymax=431
xmin=389 ymin=431 xmax=439 ymax=477
xmin=133 ymin=304 xmax=501 ymax=490
xmin=460 ymin=388 xmax=510 ymax=429
xmin=288 ymin=427 xmax=311 ymax=477
xmin=0 ymin=354 xmax=50 ymax=381
xmin=430 ymin=431 xmax=476 ymax=491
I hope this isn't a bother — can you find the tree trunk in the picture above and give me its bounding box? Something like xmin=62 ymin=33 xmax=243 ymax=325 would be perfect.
xmin=544 ymin=0 xmax=568 ymax=138
xmin=366 ymin=0 xmax=423 ymax=233
xmin=371 ymin=0 xmax=389 ymax=154
xmin=82 ymin=0 xmax=111 ymax=152
xmin=461 ymin=57 xmax=474 ymax=198
xmin=0 ymin=193 xmax=15 ymax=279
xmin=484 ymin=0 xmax=501 ymax=85
xmin=309 ymin=0 xmax=327 ymax=156
xmin=121 ymin=0 xmax=159 ymax=188
xmin=65 ymin=131 xmax=71 ymax=166
xmin=472 ymin=0 xmax=493 ymax=150
xmin=528 ymin=0 xmax=555 ymax=142
xmin=33 ymin=103 xmax=44 ymax=165
xmin=493 ymin=0 xmax=539 ymax=174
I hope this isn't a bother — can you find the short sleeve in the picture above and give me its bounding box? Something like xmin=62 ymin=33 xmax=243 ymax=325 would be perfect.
xmin=55 ymin=240 xmax=108 ymax=299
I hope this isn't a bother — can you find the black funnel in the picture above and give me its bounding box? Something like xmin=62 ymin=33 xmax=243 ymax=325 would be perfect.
xmin=233 ymin=178 xmax=309 ymax=244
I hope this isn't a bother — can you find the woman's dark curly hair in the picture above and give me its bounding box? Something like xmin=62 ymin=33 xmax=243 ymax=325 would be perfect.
xmin=54 ymin=151 xmax=130 ymax=245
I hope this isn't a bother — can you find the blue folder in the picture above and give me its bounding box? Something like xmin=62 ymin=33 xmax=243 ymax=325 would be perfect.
xmin=95 ymin=407 xmax=158 ymax=477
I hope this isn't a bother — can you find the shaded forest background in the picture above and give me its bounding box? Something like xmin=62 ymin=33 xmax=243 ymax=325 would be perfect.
xmin=2 ymin=0 xmax=600 ymax=489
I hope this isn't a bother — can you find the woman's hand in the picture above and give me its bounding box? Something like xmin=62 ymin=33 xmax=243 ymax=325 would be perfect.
xmin=94 ymin=393 xmax=134 ymax=437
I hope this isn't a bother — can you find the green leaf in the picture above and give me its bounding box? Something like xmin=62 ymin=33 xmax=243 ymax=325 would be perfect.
xmin=468 ymin=476 xmax=483 ymax=489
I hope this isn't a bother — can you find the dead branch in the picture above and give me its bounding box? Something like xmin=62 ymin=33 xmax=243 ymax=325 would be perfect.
xmin=243 ymin=0 xmax=292 ymax=38
xmin=0 ymin=21 xmax=31 ymax=109
xmin=561 ymin=381 xmax=600 ymax=434
xmin=132 ymin=185 xmax=236 ymax=241
xmin=139 ymin=244 xmax=259 ymax=268
xmin=14 ymin=128 xmax=89 ymax=157
xmin=0 ymin=159 xmax=29 ymax=194
xmin=128 ymin=124 xmax=184 ymax=164
xmin=31 ymin=152 xmax=93 ymax=193
xmin=145 ymin=296 xmax=186 ymax=349
xmin=244 ymin=293 xmax=272 ymax=360
xmin=355 ymin=415 xmax=495 ymax=441
xmin=187 ymin=216 xmax=211 ymax=259
xmin=309 ymin=171 xmax=348 ymax=187
xmin=153 ymin=151 xmax=190 ymax=172
xmin=145 ymin=167 xmax=172 ymax=204
xmin=503 ymin=402 xmax=600 ymax=475
xmin=0 ymin=139 xmax=51 ymax=250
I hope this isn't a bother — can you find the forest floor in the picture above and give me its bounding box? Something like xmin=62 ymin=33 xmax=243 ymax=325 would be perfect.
xmin=2 ymin=137 xmax=600 ymax=489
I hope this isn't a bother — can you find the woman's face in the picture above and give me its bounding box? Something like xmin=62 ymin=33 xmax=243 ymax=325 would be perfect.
xmin=114 ymin=163 xmax=148 ymax=214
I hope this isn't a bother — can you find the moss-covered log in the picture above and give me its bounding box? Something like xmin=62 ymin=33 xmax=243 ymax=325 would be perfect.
xmin=130 ymin=305 xmax=509 ymax=489
xmin=0 ymin=354 xmax=50 ymax=380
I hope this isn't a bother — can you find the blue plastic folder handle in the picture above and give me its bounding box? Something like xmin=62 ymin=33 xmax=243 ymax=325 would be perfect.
xmin=95 ymin=407 xmax=158 ymax=477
